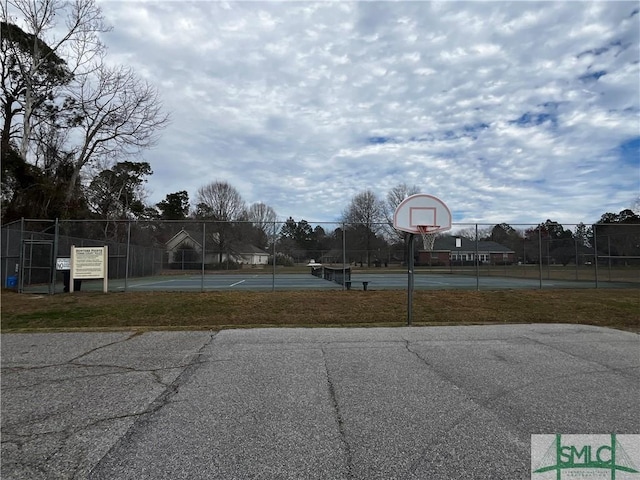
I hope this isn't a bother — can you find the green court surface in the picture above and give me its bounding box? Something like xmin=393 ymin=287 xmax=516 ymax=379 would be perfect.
xmin=25 ymin=270 xmax=638 ymax=293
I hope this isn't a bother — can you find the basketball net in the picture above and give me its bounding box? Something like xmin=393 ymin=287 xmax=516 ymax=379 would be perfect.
xmin=416 ymin=225 xmax=439 ymax=251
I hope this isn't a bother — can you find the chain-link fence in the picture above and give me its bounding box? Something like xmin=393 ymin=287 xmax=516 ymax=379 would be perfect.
xmin=2 ymin=218 xmax=638 ymax=293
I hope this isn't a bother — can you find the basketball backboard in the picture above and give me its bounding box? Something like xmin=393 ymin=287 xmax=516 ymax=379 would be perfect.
xmin=393 ymin=194 xmax=452 ymax=234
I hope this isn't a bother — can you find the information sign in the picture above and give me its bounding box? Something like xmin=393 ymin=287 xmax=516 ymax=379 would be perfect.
xmin=56 ymin=258 xmax=71 ymax=271
xmin=70 ymin=246 xmax=108 ymax=292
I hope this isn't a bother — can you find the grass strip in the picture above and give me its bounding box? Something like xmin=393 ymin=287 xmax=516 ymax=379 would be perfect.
xmin=2 ymin=289 xmax=638 ymax=332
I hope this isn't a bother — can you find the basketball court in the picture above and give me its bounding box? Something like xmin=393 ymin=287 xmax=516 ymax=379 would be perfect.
xmin=2 ymin=325 xmax=638 ymax=479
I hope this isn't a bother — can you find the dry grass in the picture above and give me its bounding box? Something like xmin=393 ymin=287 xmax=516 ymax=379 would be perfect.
xmin=1 ymin=288 xmax=638 ymax=332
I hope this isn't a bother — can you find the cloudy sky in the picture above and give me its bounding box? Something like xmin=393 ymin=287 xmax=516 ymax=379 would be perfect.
xmin=96 ymin=0 xmax=639 ymax=226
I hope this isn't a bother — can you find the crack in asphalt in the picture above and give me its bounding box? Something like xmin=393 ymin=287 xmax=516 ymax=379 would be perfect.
xmin=1 ymin=332 xmax=217 ymax=480
xmin=320 ymin=345 xmax=354 ymax=480
xmin=86 ymin=332 xmax=219 ymax=478
xmin=403 ymin=336 xmax=629 ymax=406
xmin=522 ymin=334 xmax=640 ymax=379
xmin=402 ymin=339 xmax=530 ymax=475
xmin=1 ymin=363 xmax=201 ymax=391
xmin=68 ymin=331 xmax=141 ymax=364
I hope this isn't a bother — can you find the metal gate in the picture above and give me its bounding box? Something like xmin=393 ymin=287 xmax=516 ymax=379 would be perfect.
xmin=20 ymin=239 xmax=55 ymax=294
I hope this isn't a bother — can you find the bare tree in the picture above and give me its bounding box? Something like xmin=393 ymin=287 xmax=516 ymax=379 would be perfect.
xmin=342 ymin=189 xmax=385 ymax=266
xmin=63 ymin=63 xmax=169 ymax=204
xmin=247 ymin=201 xmax=278 ymax=240
xmin=2 ymin=0 xmax=109 ymax=163
xmin=343 ymin=189 xmax=384 ymax=226
xmin=196 ymin=181 xmax=246 ymax=263
xmin=383 ymin=182 xmax=420 ymax=242
xmin=386 ymin=183 xmax=420 ymax=212
xmin=196 ymin=181 xmax=246 ymax=221
xmin=455 ymin=226 xmax=492 ymax=241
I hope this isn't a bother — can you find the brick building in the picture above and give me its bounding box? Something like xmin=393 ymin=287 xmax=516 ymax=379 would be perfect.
xmin=417 ymin=236 xmax=516 ymax=266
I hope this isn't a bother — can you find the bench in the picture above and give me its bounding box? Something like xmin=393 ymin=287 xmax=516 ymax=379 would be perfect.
xmin=344 ymin=281 xmax=369 ymax=291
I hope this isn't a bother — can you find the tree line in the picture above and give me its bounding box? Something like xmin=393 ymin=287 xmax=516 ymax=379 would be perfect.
xmin=153 ymin=181 xmax=640 ymax=268
xmin=152 ymin=182 xmax=417 ymax=267
xmin=455 ymin=215 xmax=640 ymax=266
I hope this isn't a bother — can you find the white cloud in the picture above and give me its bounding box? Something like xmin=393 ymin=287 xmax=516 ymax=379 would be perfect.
xmin=96 ymin=0 xmax=639 ymax=226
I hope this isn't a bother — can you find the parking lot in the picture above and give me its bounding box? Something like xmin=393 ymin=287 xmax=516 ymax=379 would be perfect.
xmin=2 ymin=325 xmax=639 ymax=479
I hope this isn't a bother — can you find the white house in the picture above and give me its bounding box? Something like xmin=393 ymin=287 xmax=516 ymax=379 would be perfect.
xmin=165 ymin=229 xmax=269 ymax=267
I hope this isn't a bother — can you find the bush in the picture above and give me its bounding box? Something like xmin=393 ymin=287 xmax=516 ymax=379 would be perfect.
xmin=206 ymin=260 xmax=241 ymax=270
xmin=167 ymin=262 xmax=201 ymax=270
xmin=268 ymin=253 xmax=294 ymax=266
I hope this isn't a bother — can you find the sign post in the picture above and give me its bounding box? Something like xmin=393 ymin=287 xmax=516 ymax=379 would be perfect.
xmin=69 ymin=246 xmax=108 ymax=293
xmin=407 ymin=234 xmax=415 ymax=326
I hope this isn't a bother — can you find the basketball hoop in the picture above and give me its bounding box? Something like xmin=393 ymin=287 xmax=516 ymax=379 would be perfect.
xmin=393 ymin=194 xmax=452 ymax=327
xmin=416 ymin=225 xmax=439 ymax=251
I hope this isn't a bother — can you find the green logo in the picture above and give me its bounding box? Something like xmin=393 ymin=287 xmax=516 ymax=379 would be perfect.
xmin=532 ymin=434 xmax=640 ymax=480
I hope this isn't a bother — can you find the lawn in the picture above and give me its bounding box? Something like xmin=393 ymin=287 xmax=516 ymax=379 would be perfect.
xmin=1 ymin=288 xmax=638 ymax=332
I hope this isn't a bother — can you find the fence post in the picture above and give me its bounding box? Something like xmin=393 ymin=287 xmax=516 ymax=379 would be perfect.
xmin=475 ymin=224 xmax=480 ymax=291
xmin=272 ymin=220 xmax=276 ymax=292
xmin=17 ymin=219 xmax=26 ymax=292
xmin=593 ymin=225 xmax=599 ymax=288
xmin=607 ymin=235 xmax=612 ymax=282
xmin=538 ymin=227 xmax=543 ymax=289
xmin=201 ymin=222 xmax=206 ymax=292
xmin=574 ymin=235 xmax=579 ymax=281
xmin=124 ymin=221 xmax=131 ymax=292
xmin=3 ymin=224 xmax=9 ymax=290
xmin=51 ymin=218 xmax=59 ymax=295
xmin=342 ymin=223 xmax=346 ymax=291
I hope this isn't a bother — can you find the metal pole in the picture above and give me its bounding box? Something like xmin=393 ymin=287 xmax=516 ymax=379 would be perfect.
xmin=51 ymin=218 xmax=59 ymax=295
xmin=272 ymin=221 xmax=276 ymax=292
xmin=593 ymin=225 xmax=599 ymax=288
xmin=546 ymin=239 xmax=551 ymax=280
xmin=201 ymin=222 xmax=206 ymax=292
xmin=18 ymin=217 xmax=24 ymax=293
xmin=475 ymin=224 xmax=479 ymax=291
xmin=342 ymin=223 xmax=346 ymax=291
xmin=27 ymin=233 xmax=35 ymax=287
xmin=607 ymin=235 xmax=612 ymax=282
xmin=538 ymin=228 xmax=543 ymax=289
xmin=407 ymin=234 xmax=415 ymax=326
xmin=3 ymin=222 xmax=9 ymax=290
xmin=124 ymin=221 xmax=131 ymax=292
xmin=574 ymin=235 xmax=579 ymax=281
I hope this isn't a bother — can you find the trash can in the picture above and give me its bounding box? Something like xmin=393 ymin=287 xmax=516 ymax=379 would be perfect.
xmin=5 ymin=275 xmax=17 ymax=288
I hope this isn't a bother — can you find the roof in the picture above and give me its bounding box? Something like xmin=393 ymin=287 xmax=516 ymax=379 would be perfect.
xmin=165 ymin=229 xmax=202 ymax=250
xmin=234 ymin=244 xmax=269 ymax=255
xmin=166 ymin=229 xmax=268 ymax=255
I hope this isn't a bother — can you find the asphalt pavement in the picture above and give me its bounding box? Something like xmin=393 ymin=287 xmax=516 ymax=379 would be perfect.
xmin=2 ymin=325 xmax=639 ymax=479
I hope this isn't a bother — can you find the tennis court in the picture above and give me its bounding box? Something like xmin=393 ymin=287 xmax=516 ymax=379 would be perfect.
xmin=42 ymin=270 xmax=638 ymax=293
